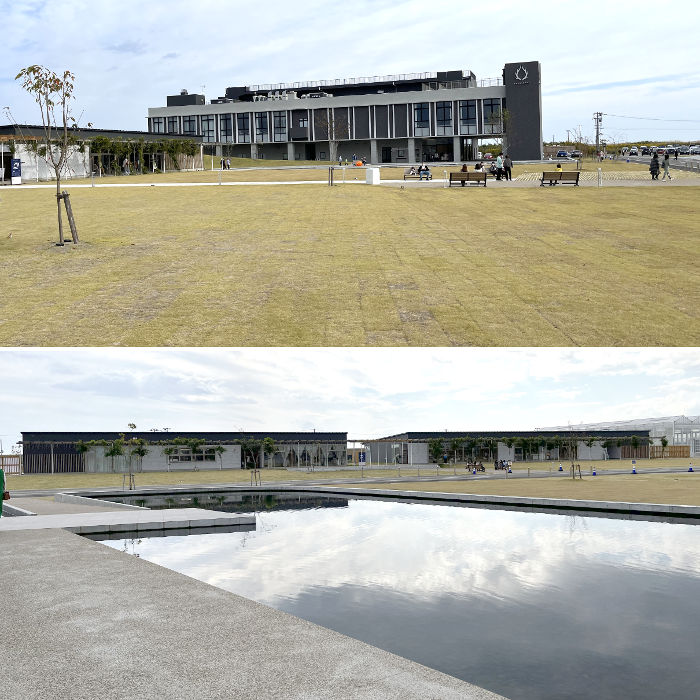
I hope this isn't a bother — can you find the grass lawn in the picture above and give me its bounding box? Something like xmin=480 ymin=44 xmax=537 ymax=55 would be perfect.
xmin=1 ymin=170 xmax=698 ymax=346
xmin=342 ymin=472 xmax=700 ymax=506
xmin=4 ymin=467 xmax=426 ymax=491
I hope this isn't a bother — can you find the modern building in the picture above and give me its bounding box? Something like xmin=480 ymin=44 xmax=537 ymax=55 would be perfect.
xmin=20 ymin=431 xmax=348 ymax=474
xmin=366 ymin=429 xmax=652 ymax=465
xmin=0 ymin=124 xmax=203 ymax=182
xmin=147 ymin=62 xmax=543 ymax=163
xmin=541 ymin=416 xmax=700 ymax=458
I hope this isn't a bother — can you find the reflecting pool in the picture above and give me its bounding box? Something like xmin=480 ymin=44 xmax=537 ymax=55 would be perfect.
xmin=102 ymin=496 xmax=700 ymax=700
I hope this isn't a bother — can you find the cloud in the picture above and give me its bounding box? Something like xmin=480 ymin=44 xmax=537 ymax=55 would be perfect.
xmin=106 ymin=40 xmax=147 ymax=55
xmin=1 ymin=348 xmax=699 ymax=446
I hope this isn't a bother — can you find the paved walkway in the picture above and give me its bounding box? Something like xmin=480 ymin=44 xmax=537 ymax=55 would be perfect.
xmin=0 ymin=506 xmax=255 ymax=534
xmin=1 ymin=528 xmax=505 ymax=699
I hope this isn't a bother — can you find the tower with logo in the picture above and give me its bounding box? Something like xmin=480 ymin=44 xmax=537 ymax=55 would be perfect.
xmin=503 ymin=62 xmax=543 ymax=160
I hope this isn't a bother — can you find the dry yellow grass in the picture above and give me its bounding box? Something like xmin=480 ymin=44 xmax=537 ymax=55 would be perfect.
xmin=1 ymin=176 xmax=698 ymax=346
xmin=343 ymin=472 xmax=700 ymax=506
xmin=4 ymin=467 xmax=408 ymax=491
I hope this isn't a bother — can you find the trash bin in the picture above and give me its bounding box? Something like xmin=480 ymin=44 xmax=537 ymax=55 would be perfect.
xmin=365 ymin=167 xmax=380 ymax=185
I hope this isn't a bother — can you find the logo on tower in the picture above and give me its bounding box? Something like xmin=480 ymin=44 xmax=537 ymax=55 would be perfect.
xmin=514 ymin=65 xmax=529 ymax=82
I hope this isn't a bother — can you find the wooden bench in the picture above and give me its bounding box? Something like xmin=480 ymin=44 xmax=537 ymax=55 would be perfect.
xmin=403 ymin=168 xmax=432 ymax=180
xmin=540 ymin=171 xmax=580 ymax=186
xmin=449 ymin=172 xmax=487 ymax=187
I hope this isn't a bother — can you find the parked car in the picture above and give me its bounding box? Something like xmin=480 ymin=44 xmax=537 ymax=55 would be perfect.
xmin=629 ymin=147 xmax=639 ymax=156
xmin=556 ymin=150 xmax=570 ymax=158
xmin=690 ymin=145 xmax=700 ymax=155
xmin=679 ymin=146 xmax=690 ymax=155
xmin=640 ymin=146 xmax=650 ymax=155
xmin=483 ymin=153 xmax=494 ymax=160
xmin=570 ymin=150 xmax=583 ymax=158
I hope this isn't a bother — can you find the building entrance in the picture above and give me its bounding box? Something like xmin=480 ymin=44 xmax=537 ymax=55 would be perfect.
xmin=419 ymin=138 xmax=452 ymax=162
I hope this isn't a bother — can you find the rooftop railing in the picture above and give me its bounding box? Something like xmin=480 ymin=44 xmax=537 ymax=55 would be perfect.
xmin=246 ymin=71 xmax=445 ymax=92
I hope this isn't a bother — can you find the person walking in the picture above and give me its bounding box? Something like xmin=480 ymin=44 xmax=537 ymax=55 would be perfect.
xmin=225 ymin=158 xmax=231 ymax=170
xmin=495 ymin=152 xmax=504 ymax=180
xmin=503 ymin=154 xmax=513 ymax=181
xmin=661 ymin=151 xmax=672 ymax=180
xmin=1 ymin=466 xmax=7 ymax=517
xmin=649 ymin=153 xmax=660 ymax=180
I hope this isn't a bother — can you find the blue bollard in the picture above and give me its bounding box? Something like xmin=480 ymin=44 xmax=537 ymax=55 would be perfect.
xmin=592 ymin=470 xmax=597 ymax=476
xmin=558 ymin=466 xmax=563 ymax=471
xmin=508 ymin=468 xmax=512 ymax=473
xmin=689 ymin=467 xmax=694 ymax=472
xmin=632 ymin=467 xmax=637 ymax=474
xmin=472 ymin=468 xmax=476 ymax=475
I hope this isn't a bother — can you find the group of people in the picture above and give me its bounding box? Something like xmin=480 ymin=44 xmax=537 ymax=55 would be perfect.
xmin=220 ymin=158 xmax=232 ymax=170
xmin=494 ymin=459 xmax=513 ymax=470
xmin=649 ymin=151 xmax=672 ymax=180
xmin=407 ymin=164 xmax=432 ymax=180
xmin=457 ymin=153 xmax=513 ymax=182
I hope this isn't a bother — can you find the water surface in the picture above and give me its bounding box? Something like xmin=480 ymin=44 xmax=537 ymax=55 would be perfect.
xmin=102 ymin=496 xmax=700 ymax=700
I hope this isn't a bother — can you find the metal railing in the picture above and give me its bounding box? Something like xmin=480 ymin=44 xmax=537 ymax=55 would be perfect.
xmin=247 ymin=72 xmax=443 ymax=92
xmin=477 ymin=77 xmax=503 ymax=87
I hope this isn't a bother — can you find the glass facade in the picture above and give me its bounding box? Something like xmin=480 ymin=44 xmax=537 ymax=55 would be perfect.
xmin=151 ymin=117 xmax=165 ymax=134
xmin=459 ymin=100 xmax=477 ymax=135
xmin=237 ymin=113 xmax=250 ymax=143
xmin=201 ymin=115 xmax=215 ymax=142
xmin=220 ymin=114 xmax=233 ymax=142
xmin=414 ymin=103 xmax=429 ymax=136
xmin=255 ymin=112 xmax=269 ymax=142
xmin=273 ymin=111 xmax=287 ymax=142
xmin=436 ymin=101 xmax=452 ymax=136
xmin=483 ymin=98 xmax=502 ymax=135
xmin=182 ymin=116 xmax=197 ymax=135
xmin=166 ymin=116 xmax=179 ymax=134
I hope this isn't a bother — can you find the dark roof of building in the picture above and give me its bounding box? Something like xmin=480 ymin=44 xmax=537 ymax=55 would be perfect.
xmin=0 ymin=124 xmax=203 ymax=142
xmin=21 ymin=431 xmax=347 ymax=444
xmin=374 ymin=429 xmax=651 ymax=441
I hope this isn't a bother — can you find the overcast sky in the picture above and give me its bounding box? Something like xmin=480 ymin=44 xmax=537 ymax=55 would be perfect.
xmin=2 ymin=0 xmax=699 ymax=143
xmin=1 ymin=348 xmax=699 ymax=449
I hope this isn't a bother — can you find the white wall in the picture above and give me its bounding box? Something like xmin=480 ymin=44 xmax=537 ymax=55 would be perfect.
xmin=15 ymin=143 xmax=90 ymax=182
xmin=84 ymin=444 xmax=242 ymax=473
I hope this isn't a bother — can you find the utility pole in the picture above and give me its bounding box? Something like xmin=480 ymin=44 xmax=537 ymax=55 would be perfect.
xmin=566 ymin=129 xmax=571 ymax=143
xmin=593 ymin=112 xmax=603 ymax=155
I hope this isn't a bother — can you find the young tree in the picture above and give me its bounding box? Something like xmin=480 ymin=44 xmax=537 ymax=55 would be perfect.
xmin=262 ymin=437 xmax=275 ymax=469
xmin=15 ymin=65 xmax=89 ymax=245
xmin=214 ymin=445 xmax=226 ymax=470
xmin=428 ymin=438 xmax=444 ymax=464
xmin=660 ymin=436 xmax=669 ymax=458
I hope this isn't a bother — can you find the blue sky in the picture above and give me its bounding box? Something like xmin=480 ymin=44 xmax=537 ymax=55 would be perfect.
xmin=1 ymin=348 xmax=699 ymax=449
xmin=2 ymin=0 xmax=699 ymax=143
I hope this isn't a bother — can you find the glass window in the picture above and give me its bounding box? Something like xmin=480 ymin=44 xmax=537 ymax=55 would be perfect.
xmin=220 ymin=114 xmax=232 ymax=143
xmin=459 ymin=100 xmax=477 ymax=135
xmin=413 ymin=102 xmax=429 ymax=136
xmin=237 ymin=113 xmax=250 ymax=143
xmin=182 ymin=116 xmax=197 ymax=135
xmin=167 ymin=116 xmax=179 ymax=134
xmin=483 ymin=98 xmax=502 ymax=135
xmin=436 ymin=101 xmax=452 ymax=136
xmin=151 ymin=117 xmax=165 ymax=134
xmin=201 ymin=115 xmax=215 ymax=143
xmin=299 ymin=115 xmax=308 ymax=128
xmin=255 ymin=112 xmax=269 ymax=142
xmin=273 ymin=111 xmax=287 ymax=142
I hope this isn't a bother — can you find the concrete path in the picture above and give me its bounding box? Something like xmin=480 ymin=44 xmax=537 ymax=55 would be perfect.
xmin=1 ymin=528 xmax=506 ymax=699
xmin=7 ymin=495 xmax=138 ymax=515
xmin=0 ymin=507 xmax=254 ymax=534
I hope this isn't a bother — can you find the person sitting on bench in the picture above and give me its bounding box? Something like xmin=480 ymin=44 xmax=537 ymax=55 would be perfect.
xmin=418 ymin=163 xmax=431 ymax=180
xmin=408 ymin=166 xmax=417 ymax=176
xmin=459 ymin=163 xmax=469 ymax=186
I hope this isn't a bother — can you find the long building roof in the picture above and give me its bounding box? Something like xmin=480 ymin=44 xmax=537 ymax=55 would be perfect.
xmin=374 ymin=429 xmax=650 ymax=441
xmin=21 ymin=431 xmax=347 ymax=444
